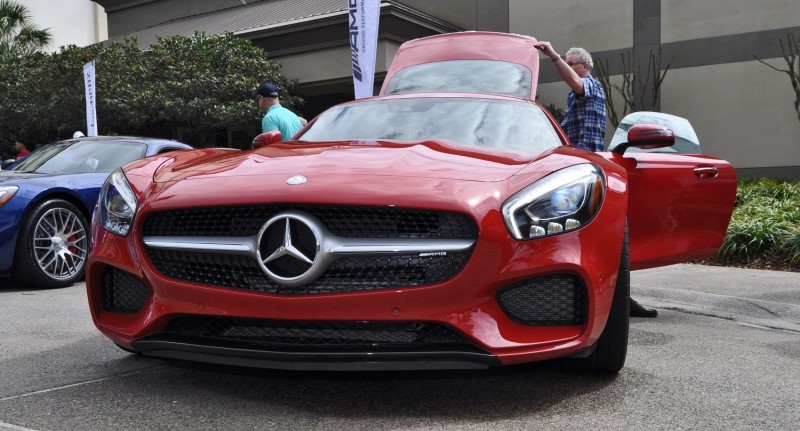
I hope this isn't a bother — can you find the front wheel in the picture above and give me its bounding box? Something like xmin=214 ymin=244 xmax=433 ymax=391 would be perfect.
xmin=12 ymin=199 xmax=89 ymax=288
xmin=579 ymin=224 xmax=630 ymax=373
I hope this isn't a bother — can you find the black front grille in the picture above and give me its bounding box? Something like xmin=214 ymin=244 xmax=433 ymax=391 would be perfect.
xmin=143 ymin=205 xmax=477 ymax=239
xmin=101 ymin=268 xmax=150 ymax=313
xmin=147 ymin=249 xmax=471 ymax=294
xmin=160 ymin=316 xmax=472 ymax=352
xmin=496 ymin=274 xmax=586 ymax=326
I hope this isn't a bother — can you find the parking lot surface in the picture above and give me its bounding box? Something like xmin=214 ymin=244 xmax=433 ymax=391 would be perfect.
xmin=1 ymin=264 xmax=798 ymax=430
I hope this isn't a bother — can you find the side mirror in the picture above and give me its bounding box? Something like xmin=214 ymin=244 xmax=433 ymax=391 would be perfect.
xmin=611 ymin=123 xmax=675 ymax=155
xmin=252 ymin=131 xmax=282 ymax=149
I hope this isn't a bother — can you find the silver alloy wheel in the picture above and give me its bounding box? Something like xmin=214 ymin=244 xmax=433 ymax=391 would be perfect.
xmin=32 ymin=207 xmax=88 ymax=280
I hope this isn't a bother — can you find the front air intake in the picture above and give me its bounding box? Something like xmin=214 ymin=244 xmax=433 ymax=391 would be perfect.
xmin=160 ymin=317 xmax=474 ymax=352
xmin=496 ymin=274 xmax=586 ymax=325
xmin=101 ymin=267 xmax=150 ymax=314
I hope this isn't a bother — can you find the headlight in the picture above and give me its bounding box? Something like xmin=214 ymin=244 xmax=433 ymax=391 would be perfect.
xmin=0 ymin=186 xmax=18 ymax=207
xmin=99 ymin=169 xmax=138 ymax=236
xmin=502 ymin=164 xmax=604 ymax=240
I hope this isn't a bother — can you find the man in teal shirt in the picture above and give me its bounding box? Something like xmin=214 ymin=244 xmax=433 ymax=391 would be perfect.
xmin=254 ymin=82 xmax=303 ymax=141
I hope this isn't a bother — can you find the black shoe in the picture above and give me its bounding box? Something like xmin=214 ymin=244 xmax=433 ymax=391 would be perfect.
xmin=630 ymin=298 xmax=658 ymax=318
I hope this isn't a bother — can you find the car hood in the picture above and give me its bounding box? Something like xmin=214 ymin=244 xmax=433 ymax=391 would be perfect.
xmin=153 ymin=140 xmax=532 ymax=183
xmin=0 ymin=171 xmax=51 ymax=184
xmin=0 ymin=171 xmax=62 ymax=185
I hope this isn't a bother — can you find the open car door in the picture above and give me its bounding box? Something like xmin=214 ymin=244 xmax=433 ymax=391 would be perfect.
xmin=602 ymin=112 xmax=737 ymax=270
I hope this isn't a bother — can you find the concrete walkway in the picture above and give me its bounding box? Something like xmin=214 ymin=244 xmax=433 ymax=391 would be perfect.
xmin=632 ymin=263 xmax=800 ymax=333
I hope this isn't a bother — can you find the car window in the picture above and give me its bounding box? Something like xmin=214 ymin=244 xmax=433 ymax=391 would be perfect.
xmin=12 ymin=141 xmax=147 ymax=174
xmin=385 ymin=60 xmax=532 ymax=98
xmin=298 ymin=97 xmax=561 ymax=158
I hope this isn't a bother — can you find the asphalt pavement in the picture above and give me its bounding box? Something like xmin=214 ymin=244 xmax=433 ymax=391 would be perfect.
xmin=632 ymin=264 xmax=800 ymax=332
xmin=0 ymin=264 xmax=798 ymax=430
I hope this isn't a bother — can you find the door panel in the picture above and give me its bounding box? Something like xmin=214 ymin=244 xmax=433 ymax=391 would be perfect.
xmin=602 ymin=152 xmax=737 ymax=270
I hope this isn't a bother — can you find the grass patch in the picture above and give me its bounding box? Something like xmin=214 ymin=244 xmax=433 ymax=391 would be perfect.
xmin=709 ymin=178 xmax=800 ymax=271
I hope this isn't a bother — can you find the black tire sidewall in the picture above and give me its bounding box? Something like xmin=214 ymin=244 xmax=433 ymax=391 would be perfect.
xmin=588 ymin=223 xmax=631 ymax=373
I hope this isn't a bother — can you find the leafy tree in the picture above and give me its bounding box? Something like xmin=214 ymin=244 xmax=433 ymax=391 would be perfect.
xmin=754 ymin=33 xmax=800 ymax=125
xmin=0 ymin=0 xmax=52 ymax=61
xmin=0 ymin=32 xmax=300 ymax=149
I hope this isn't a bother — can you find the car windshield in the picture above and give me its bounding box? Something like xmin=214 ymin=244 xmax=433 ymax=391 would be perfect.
xmin=385 ymin=60 xmax=532 ymax=98
xmin=11 ymin=140 xmax=148 ymax=174
xmin=299 ymin=97 xmax=561 ymax=158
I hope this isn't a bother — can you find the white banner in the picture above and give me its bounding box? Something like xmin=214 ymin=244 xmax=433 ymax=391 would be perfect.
xmin=348 ymin=0 xmax=380 ymax=99
xmin=83 ymin=61 xmax=98 ymax=136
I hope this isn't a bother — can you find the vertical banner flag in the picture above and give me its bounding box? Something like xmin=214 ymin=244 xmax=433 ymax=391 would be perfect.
xmin=348 ymin=0 xmax=380 ymax=99
xmin=83 ymin=61 xmax=98 ymax=136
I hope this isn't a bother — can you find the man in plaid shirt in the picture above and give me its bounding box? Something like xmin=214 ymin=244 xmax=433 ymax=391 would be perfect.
xmin=535 ymin=41 xmax=658 ymax=318
xmin=534 ymin=43 xmax=606 ymax=152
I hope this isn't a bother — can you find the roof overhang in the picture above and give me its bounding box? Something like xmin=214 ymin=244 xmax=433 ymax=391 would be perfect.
xmin=104 ymin=1 xmax=461 ymax=58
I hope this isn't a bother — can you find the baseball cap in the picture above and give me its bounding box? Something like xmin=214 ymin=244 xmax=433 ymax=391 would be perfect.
xmin=254 ymin=82 xmax=280 ymax=99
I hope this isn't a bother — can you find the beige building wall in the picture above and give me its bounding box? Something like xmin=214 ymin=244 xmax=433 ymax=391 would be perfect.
xmin=661 ymin=60 xmax=800 ymax=170
xmin=526 ymin=1 xmax=800 ymax=176
xmin=396 ymin=0 xmax=508 ymax=32
xmin=278 ymin=41 xmax=402 ymax=94
xmin=28 ymin=0 xmax=108 ymax=50
xmin=662 ymin=0 xmax=800 ymax=43
xmin=508 ymin=0 xmax=632 ymax=52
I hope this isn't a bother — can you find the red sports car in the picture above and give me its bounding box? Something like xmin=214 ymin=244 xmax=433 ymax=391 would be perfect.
xmin=86 ymin=32 xmax=736 ymax=373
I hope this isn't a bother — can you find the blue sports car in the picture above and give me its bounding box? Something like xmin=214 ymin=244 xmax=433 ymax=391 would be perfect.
xmin=0 ymin=136 xmax=191 ymax=288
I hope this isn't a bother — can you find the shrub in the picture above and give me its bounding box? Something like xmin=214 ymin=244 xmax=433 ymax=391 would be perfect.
xmin=717 ymin=218 xmax=787 ymax=259
xmin=781 ymin=228 xmax=800 ymax=265
xmin=714 ymin=178 xmax=800 ymax=269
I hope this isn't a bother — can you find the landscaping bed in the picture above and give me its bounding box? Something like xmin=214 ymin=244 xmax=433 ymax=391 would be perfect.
xmin=701 ymin=178 xmax=800 ymax=272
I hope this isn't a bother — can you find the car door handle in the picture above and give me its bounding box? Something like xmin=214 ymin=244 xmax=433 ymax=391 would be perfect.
xmin=694 ymin=165 xmax=718 ymax=178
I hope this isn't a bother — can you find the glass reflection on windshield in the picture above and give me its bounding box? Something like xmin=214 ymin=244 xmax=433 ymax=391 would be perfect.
xmin=299 ymin=97 xmax=561 ymax=159
xmin=385 ymin=60 xmax=532 ymax=98
xmin=12 ymin=141 xmax=147 ymax=174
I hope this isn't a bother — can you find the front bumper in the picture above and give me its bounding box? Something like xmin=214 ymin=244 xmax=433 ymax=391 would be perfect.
xmin=131 ymin=337 xmax=500 ymax=371
xmin=87 ymin=200 xmax=627 ymax=370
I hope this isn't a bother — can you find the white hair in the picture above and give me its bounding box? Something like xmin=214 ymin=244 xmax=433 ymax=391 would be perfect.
xmin=565 ymin=47 xmax=593 ymax=69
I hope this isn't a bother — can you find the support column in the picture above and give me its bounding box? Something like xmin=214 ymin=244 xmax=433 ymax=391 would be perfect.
xmin=633 ymin=0 xmax=661 ymax=111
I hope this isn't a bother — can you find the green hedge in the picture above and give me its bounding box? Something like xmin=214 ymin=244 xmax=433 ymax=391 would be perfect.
xmin=0 ymin=32 xmax=300 ymax=149
xmin=715 ymin=178 xmax=800 ymax=267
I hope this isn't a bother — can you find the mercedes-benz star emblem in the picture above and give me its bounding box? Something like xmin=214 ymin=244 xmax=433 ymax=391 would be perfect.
xmin=256 ymin=212 xmax=323 ymax=287
xmin=263 ymin=219 xmax=314 ymax=266
xmin=286 ymin=175 xmax=307 ymax=185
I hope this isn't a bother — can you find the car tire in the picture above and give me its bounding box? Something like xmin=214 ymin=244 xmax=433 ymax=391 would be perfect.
xmin=12 ymin=199 xmax=89 ymax=289
xmin=579 ymin=224 xmax=630 ymax=374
